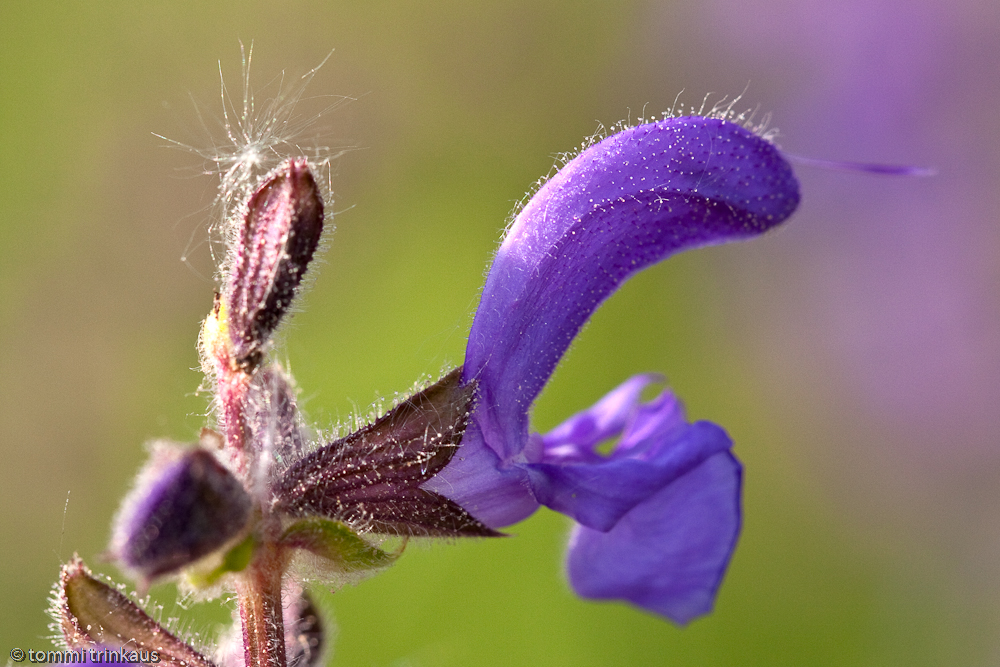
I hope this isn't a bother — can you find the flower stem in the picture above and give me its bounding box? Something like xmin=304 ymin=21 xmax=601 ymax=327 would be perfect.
xmin=221 ymin=373 xmax=252 ymax=473
xmin=238 ymin=540 xmax=287 ymax=667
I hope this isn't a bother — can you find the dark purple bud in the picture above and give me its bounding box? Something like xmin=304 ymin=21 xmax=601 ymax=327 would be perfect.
xmin=54 ymin=556 xmax=216 ymax=667
xmin=226 ymin=158 xmax=324 ymax=369
xmin=273 ymin=368 xmax=501 ymax=537
xmin=109 ymin=443 xmax=252 ymax=584
xmin=248 ymin=365 xmax=307 ymax=470
xmin=284 ymin=591 xmax=324 ymax=667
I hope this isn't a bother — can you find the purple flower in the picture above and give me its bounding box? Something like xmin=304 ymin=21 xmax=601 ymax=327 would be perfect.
xmin=424 ymin=115 xmax=799 ymax=623
xmin=56 ymin=112 xmax=800 ymax=667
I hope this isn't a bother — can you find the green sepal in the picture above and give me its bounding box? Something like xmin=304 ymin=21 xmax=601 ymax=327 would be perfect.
xmin=280 ymin=517 xmax=401 ymax=572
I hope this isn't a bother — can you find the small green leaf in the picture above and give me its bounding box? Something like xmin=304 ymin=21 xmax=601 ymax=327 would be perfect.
xmin=280 ymin=518 xmax=401 ymax=572
xmin=185 ymin=533 xmax=256 ymax=588
xmin=222 ymin=531 xmax=256 ymax=571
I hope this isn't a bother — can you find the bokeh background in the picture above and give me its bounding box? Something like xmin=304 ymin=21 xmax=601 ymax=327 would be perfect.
xmin=2 ymin=1 xmax=999 ymax=664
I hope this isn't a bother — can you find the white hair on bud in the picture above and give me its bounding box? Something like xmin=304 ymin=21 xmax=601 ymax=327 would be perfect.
xmin=156 ymin=42 xmax=352 ymax=280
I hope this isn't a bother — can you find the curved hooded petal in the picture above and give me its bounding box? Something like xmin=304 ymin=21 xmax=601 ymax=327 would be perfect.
xmin=566 ymin=451 xmax=742 ymax=625
xmin=465 ymin=117 xmax=798 ymax=462
xmin=426 ymin=116 xmax=798 ymax=525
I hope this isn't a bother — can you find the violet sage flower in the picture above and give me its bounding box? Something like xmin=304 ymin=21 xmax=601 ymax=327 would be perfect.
xmin=424 ymin=115 xmax=800 ymax=623
xmin=50 ymin=104 xmax=799 ymax=667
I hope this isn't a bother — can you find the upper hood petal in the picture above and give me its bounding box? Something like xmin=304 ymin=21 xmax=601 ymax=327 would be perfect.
xmin=464 ymin=117 xmax=799 ymax=462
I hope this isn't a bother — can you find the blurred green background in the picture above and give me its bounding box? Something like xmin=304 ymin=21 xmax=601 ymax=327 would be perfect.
xmin=3 ymin=1 xmax=999 ymax=665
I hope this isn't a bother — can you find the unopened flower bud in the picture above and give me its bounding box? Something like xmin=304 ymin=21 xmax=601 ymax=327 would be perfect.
xmin=284 ymin=590 xmax=324 ymax=667
xmin=109 ymin=443 xmax=252 ymax=584
xmin=248 ymin=365 xmax=306 ymax=470
xmin=226 ymin=158 xmax=324 ymax=369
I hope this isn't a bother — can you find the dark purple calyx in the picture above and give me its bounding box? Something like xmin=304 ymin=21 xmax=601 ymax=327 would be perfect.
xmin=56 ymin=557 xmax=216 ymax=667
xmin=110 ymin=446 xmax=252 ymax=582
xmin=226 ymin=158 xmax=324 ymax=370
xmin=273 ymin=368 xmax=501 ymax=537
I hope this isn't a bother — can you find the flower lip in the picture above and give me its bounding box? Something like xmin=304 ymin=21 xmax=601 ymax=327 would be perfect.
xmin=527 ymin=377 xmax=734 ymax=532
xmin=566 ymin=450 xmax=743 ymax=625
xmin=536 ymin=373 xmax=668 ymax=464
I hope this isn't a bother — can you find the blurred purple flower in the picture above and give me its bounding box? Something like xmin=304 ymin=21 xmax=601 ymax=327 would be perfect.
xmin=108 ymin=441 xmax=252 ymax=587
xmin=425 ymin=115 xmax=800 ymax=622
